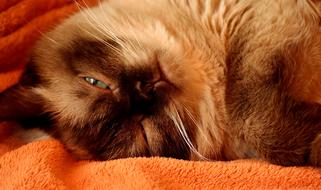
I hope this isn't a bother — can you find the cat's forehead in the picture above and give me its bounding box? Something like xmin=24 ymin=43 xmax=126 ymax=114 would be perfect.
xmin=53 ymin=17 xmax=174 ymax=73
xmin=62 ymin=38 xmax=123 ymax=74
xmin=68 ymin=4 xmax=181 ymax=55
xmin=60 ymin=36 xmax=160 ymax=78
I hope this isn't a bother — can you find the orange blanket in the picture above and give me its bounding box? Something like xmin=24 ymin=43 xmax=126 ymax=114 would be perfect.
xmin=1 ymin=1 xmax=321 ymax=189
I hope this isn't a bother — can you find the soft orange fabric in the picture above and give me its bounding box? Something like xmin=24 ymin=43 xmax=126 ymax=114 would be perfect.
xmin=1 ymin=1 xmax=321 ymax=189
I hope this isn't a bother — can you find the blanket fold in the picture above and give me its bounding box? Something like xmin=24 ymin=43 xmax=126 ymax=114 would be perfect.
xmin=1 ymin=137 xmax=321 ymax=189
xmin=1 ymin=0 xmax=321 ymax=189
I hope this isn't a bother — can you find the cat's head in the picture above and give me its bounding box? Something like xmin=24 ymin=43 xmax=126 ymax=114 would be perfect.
xmin=0 ymin=2 xmax=226 ymax=160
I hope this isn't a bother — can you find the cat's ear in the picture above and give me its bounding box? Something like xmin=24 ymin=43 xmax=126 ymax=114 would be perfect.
xmin=0 ymin=61 xmax=45 ymax=122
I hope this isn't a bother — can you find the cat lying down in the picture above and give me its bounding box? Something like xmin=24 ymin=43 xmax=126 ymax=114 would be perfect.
xmin=1 ymin=0 xmax=321 ymax=166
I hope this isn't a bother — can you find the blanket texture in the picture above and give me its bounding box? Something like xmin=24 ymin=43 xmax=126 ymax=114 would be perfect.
xmin=1 ymin=0 xmax=321 ymax=189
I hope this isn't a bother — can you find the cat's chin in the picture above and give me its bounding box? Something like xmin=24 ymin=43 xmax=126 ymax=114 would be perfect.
xmin=140 ymin=118 xmax=155 ymax=152
xmin=139 ymin=122 xmax=150 ymax=150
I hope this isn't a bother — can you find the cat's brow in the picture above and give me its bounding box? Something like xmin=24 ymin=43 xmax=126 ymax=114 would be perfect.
xmin=61 ymin=38 xmax=124 ymax=77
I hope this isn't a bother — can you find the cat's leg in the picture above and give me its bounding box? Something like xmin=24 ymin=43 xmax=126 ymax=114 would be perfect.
xmin=0 ymin=84 xmax=43 ymax=122
xmin=224 ymin=0 xmax=321 ymax=166
xmin=0 ymin=67 xmax=51 ymax=143
xmin=250 ymin=100 xmax=321 ymax=166
xmin=0 ymin=61 xmax=50 ymax=129
xmin=287 ymin=34 xmax=321 ymax=105
xmin=226 ymin=42 xmax=321 ymax=167
xmin=0 ymin=84 xmax=50 ymax=140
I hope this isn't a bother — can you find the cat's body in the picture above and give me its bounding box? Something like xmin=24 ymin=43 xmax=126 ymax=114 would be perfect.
xmin=1 ymin=0 xmax=321 ymax=166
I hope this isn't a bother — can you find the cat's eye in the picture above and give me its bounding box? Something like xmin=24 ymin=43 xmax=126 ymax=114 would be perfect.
xmin=84 ymin=77 xmax=111 ymax=90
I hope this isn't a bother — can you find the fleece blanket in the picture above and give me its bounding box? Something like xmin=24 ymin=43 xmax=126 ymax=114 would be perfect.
xmin=1 ymin=0 xmax=321 ymax=189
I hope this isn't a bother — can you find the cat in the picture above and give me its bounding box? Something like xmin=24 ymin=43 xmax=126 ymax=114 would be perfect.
xmin=1 ymin=0 xmax=321 ymax=166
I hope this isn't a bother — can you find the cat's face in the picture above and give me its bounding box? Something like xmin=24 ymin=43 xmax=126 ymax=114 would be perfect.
xmin=14 ymin=2 xmax=225 ymax=160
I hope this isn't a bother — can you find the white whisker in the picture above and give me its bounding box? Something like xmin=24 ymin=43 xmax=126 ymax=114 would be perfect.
xmin=94 ymin=1 xmax=134 ymax=54
xmin=75 ymin=0 xmax=142 ymax=59
xmin=74 ymin=1 xmax=123 ymax=55
xmin=36 ymin=30 xmax=60 ymax=45
xmin=168 ymin=104 xmax=209 ymax=161
xmin=75 ymin=17 xmax=123 ymax=54
xmin=181 ymin=103 xmax=213 ymax=148
xmin=121 ymin=12 xmax=146 ymax=51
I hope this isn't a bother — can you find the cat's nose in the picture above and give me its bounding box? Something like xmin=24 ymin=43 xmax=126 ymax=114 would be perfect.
xmin=135 ymin=81 xmax=155 ymax=100
xmin=134 ymin=80 xmax=168 ymax=101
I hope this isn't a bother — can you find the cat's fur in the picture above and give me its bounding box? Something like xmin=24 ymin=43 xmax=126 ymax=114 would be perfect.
xmin=1 ymin=0 xmax=321 ymax=166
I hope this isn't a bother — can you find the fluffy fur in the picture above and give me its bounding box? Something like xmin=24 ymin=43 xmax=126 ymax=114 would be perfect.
xmin=1 ymin=0 xmax=321 ymax=166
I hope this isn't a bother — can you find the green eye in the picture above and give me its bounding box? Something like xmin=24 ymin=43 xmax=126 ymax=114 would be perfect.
xmin=84 ymin=77 xmax=111 ymax=90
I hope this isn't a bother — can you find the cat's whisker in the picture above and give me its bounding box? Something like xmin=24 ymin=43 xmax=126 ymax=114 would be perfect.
xmin=167 ymin=104 xmax=209 ymax=161
xmin=181 ymin=103 xmax=213 ymax=148
xmin=72 ymin=0 xmax=83 ymax=12
xmin=122 ymin=12 xmax=146 ymax=52
xmin=75 ymin=22 xmax=123 ymax=55
xmin=82 ymin=0 xmax=126 ymax=49
xmin=119 ymin=27 xmax=142 ymax=55
xmin=94 ymin=2 xmax=134 ymax=55
xmin=79 ymin=0 xmax=91 ymax=10
xmin=77 ymin=1 xmax=116 ymax=40
xmin=73 ymin=0 xmax=94 ymax=13
xmin=74 ymin=2 xmax=124 ymax=55
xmin=36 ymin=30 xmax=60 ymax=45
xmin=77 ymin=0 xmax=140 ymax=58
xmin=80 ymin=27 xmax=123 ymax=55
xmin=94 ymin=0 xmax=136 ymax=54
